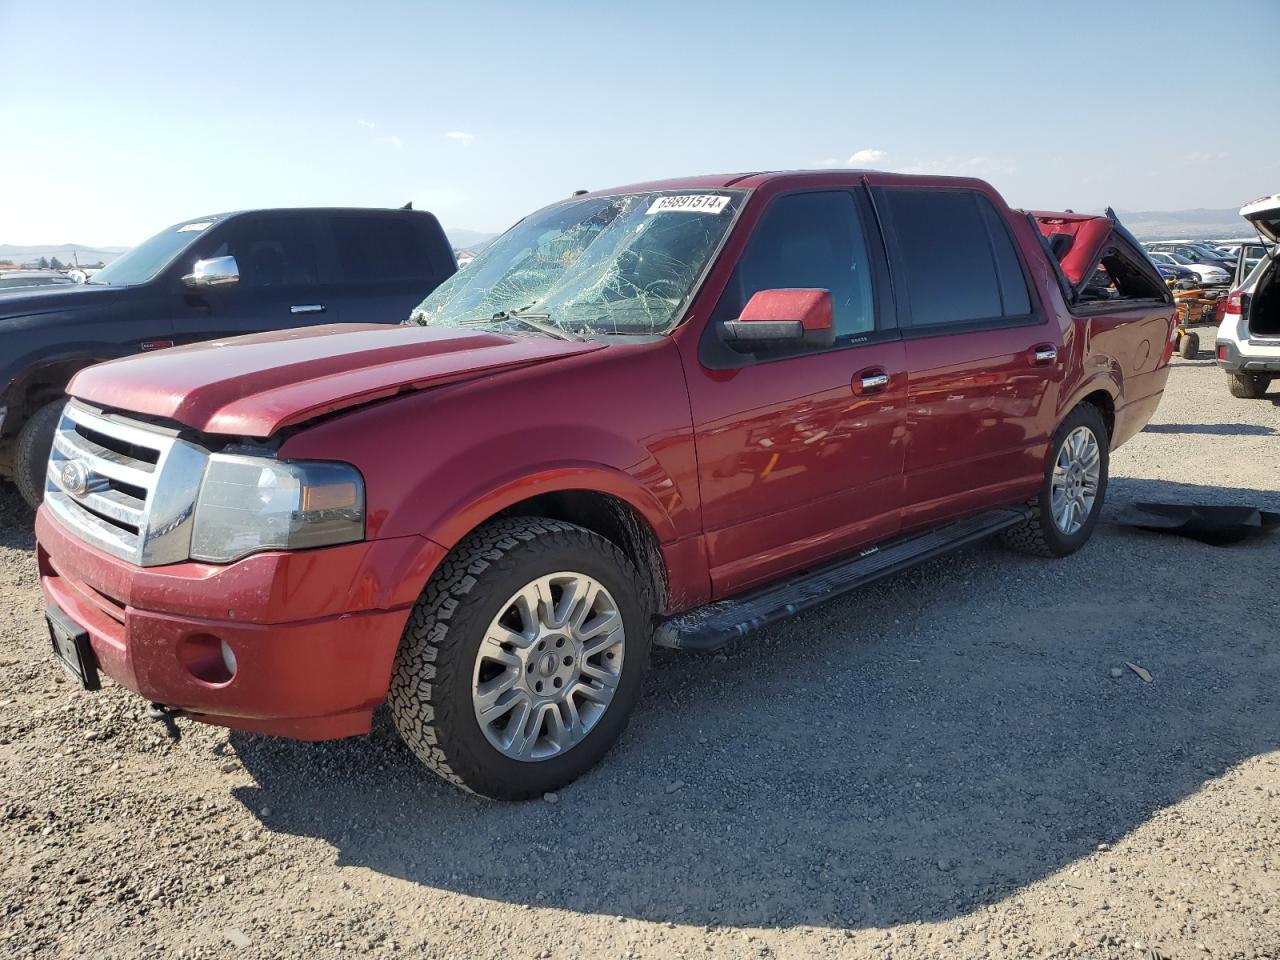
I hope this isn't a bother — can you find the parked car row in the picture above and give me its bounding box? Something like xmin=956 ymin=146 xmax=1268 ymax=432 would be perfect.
xmin=0 ymin=270 xmax=77 ymax=290
xmin=30 ymin=172 xmax=1175 ymax=799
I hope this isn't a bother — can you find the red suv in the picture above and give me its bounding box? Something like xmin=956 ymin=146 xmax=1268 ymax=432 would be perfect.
xmin=36 ymin=172 xmax=1175 ymax=799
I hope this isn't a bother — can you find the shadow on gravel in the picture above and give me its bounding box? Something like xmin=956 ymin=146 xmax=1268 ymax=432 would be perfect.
xmin=0 ymin=484 xmax=36 ymax=552
xmin=232 ymin=478 xmax=1280 ymax=931
xmin=1142 ymin=423 xmax=1276 ymax=436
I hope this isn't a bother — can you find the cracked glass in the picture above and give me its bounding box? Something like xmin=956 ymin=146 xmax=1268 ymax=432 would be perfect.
xmin=408 ymin=190 xmax=743 ymax=337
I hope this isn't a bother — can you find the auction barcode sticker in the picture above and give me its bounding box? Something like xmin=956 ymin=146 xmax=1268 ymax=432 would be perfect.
xmin=647 ymin=194 xmax=731 ymax=215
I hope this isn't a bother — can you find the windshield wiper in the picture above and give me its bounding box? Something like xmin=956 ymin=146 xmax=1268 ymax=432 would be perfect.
xmin=462 ymin=308 xmax=584 ymax=342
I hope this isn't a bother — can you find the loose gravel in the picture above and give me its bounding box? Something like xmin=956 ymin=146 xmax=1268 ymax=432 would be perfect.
xmin=1 ymin=356 xmax=1277 ymax=959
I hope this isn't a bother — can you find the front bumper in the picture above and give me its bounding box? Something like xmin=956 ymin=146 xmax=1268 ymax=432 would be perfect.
xmin=35 ymin=506 xmax=445 ymax=739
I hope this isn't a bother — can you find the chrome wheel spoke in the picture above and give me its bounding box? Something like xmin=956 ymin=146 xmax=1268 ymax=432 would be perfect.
xmin=480 ymin=632 xmax=525 ymax=664
xmin=580 ymin=617 xmax=622 ymax=651
xmin=573 ymin=676 xmax=616 ymax=704
xmin=475 ymin=678 xmax=521 ymax=721
xmin=502 ymin=699 xmax=539 ymax=759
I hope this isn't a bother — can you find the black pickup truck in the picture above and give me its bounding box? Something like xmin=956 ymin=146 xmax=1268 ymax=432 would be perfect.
xmin=0 ymin=206 xmax=456 ymax=506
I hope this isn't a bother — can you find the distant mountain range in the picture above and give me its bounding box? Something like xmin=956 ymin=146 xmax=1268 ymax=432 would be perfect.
xmin=1109 ymin=208 xmax=1252 ymax=240
xmin=444 ymin=228 xmax=498 ymax=253
xmin=0 ymin=243 xmax=129 ymax=265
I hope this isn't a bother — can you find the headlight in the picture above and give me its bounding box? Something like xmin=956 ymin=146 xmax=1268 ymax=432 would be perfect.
xmin=190 ymin=454 xmax=365 ymax=563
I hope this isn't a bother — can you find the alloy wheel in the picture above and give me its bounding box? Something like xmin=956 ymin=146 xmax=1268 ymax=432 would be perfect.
xmin=1050 ymin=426 xmax=1101 ymax=535
xmin=471 ymin=572 xmax=625 ymax=762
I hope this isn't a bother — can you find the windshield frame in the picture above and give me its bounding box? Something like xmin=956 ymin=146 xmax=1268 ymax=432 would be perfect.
xmin=408 ymin=188 xmax=749 ymax=338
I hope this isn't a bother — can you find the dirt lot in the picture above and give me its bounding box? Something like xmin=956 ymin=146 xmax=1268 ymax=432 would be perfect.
xmin=1 ymin=355 xmax=1277 ymax=960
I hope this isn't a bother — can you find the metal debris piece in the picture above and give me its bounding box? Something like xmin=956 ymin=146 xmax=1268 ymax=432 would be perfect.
xmin=1125 ymin=662 xmax=1153 ymax=683
xmin=1113 ymin=502 xmax=1280 ymax=546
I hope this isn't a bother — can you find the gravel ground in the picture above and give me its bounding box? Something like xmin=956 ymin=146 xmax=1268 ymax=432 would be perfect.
xmin=1 ymin=356 xmax=1277 ymax=960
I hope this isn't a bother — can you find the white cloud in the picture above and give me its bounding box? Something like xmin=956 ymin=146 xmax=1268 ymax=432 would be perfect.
xmin=890 ymin=156 xmax=1017 ymax=178
xmin=381 ymin=136 xmax=403 ymax=149
xmin=835 ymin=149 xmax=1014 ymax=179
xmin=357 ymin=119 xmax=376 ymax=129
xmin=444 ymin=131 xmax=476 ymax=146
xmin=848 ymin=148 xmax=888 ymax=165
xmin=1183 ymin=151 xmax=1229 ymax=163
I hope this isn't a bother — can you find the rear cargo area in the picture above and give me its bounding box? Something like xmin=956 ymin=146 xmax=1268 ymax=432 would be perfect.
xmin=1249 ymin=263 xmax=1280 ymax=337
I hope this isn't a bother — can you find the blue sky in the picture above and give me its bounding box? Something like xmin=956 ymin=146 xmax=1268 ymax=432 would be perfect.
xmin=2 ymin=0 xmax=1276 ymax=246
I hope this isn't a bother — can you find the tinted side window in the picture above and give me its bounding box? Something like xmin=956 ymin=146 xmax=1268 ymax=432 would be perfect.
xmin=715 ymin=191 xmax=875 ymax=338
xmin=977 ymin=196 xmax=1031 ymax=316
xmin=882 ymin=188 xmax=1030 ymax=327
xmin=207 ymin=217 xmax=319 ymax=289
xmin=333 ymin=216 xmax=432 ymax=283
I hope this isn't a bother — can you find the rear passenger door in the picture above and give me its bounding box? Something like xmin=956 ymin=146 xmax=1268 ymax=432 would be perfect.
xmin=327 ymin=213 xmax=453 ymax=324
xmin=871 ymin=184 xmax=1061 ymax=530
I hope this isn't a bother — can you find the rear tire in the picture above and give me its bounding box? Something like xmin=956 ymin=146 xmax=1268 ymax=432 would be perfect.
xmin=1002 ymin=403 xmax=1109 ymax=558
xmin=14 ymin=399 xmax=66 ymax=509
xmin=1178 ymin=332 xmax=1199 ymax=359
xmin=389 ymin=516 xmax=651 ymax=800
xmin=1227 ymin=372 xmax=1271 ymax=399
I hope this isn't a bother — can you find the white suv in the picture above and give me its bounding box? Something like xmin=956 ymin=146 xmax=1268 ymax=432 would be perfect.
xmin=1216 ymin=194 xmax=1280 ymax=399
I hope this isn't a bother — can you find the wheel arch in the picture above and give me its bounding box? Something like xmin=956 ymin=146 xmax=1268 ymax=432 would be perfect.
xmin=1077 ymin=388 xmax=1116 ymax=442
xmin=2 ymin=352 xmax=115 ymax=434
xmin=1059 ymin=376 xmax=1119 ymax=446
xmin=423 ymin=468 xmax=683 ymax=615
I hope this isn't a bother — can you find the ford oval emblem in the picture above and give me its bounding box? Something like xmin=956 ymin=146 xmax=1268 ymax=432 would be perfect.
xmin=60 ymin=460 xmax=91 ymax=497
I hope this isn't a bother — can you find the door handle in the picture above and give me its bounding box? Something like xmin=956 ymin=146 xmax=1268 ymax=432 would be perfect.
xmin=291 ymin=304 xmax=326 ymax=315
xmin=1030 ymin=344 xmax=1057 ymax=365
xmin=852 ymin=369 xmax=890 ymax=395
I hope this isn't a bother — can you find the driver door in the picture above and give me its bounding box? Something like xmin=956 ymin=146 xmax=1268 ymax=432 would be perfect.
xmin=682 ymin=188 xmax=906 ymax=598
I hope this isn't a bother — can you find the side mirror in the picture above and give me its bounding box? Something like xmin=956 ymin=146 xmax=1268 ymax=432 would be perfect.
xmin=723 ymin=289 xmax=835 ymax=354
xmin=183 ymin=255 xmax=240 ymax=289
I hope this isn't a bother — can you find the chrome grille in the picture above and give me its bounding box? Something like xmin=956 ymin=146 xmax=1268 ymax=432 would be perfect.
xmin=45 ymin=400 xmax=209 ymax=566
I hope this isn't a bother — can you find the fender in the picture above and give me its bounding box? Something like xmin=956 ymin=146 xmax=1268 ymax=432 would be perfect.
xmin=1 ymin=347 xmax=130 ymax=430
xmin=412 ymin=460 xmax=711 ymax=614
xmin=424 ymin=460 xmax=680 ymax=551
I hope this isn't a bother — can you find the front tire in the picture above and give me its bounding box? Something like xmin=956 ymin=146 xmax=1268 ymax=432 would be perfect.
xmin=1227 ymin=372 xmax=1272 ymax=399
xmin=389 ymin=516 xmax=650 ymax=800
xmin=1002 ymin=403 xmax=1109 ymax=558
xmin=14 ymin=399 xmax=66 ymax=509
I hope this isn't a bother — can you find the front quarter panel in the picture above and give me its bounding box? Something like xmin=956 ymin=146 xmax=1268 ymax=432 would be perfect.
xmin=279 ymin=337 xmax=703 ymax=596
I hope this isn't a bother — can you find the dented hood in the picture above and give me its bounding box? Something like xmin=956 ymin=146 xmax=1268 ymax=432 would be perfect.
xmin=68 ymin=323 xmax=604 ymax=437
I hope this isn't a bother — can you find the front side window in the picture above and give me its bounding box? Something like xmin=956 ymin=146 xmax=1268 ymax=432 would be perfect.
xmin=713 ymin=191 xmax=876 ymax=338
xmin=205 ymin=217 xmax=319 ymax=289
xmin=880 ymin=188 xmax=1032 ymax=327
xmin=408 ymin=190 xmax=742 ymax=336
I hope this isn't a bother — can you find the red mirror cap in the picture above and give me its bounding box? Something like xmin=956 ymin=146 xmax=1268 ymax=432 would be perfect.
xmin=739 ymin=288 xmax=833 ymax=331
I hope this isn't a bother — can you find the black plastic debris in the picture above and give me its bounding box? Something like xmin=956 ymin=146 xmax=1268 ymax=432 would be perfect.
xmin=1113 ymin=502 xmax=1280 ymax=546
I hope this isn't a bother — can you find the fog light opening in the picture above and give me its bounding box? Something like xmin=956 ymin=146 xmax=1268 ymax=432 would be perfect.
xmin=178 ymin=634 xmax=237 ymax=685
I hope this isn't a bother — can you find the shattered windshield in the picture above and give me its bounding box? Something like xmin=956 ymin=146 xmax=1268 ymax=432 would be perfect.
xmin=407 ymin=190 xmax=742 ymax=336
